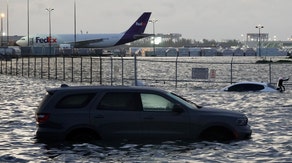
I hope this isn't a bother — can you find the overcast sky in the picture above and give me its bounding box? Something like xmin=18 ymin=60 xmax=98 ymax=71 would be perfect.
xmin=1 ymin=0 xmax=292 ymax=41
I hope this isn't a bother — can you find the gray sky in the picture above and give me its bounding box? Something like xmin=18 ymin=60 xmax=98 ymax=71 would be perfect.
xmin=1 ymin=0 xmax=292 ymax=41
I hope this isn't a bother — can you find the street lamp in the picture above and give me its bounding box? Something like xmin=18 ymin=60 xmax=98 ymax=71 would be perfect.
xmin=273 ymin=35 xmax=277 ymax=41
xmin=46 ymin=8 xmax=54 ymax=55
xmin=255 ymin=24 xmax=264 ymax=57
xmin=74 ymin=0 xmax=77 ymax=48
xmin=6 ymin=0 xmax=9 ymax=46
xmin=149 ymin=19 xmax=158 ymax=56
xmin=0 ymin=13 xmax=5 ymax=47
xmin=27 ymin=0 xmax=30 ymax=46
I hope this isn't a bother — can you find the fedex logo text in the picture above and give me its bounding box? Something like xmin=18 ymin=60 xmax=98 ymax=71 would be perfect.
xmin=135 ymin=22 xmax=146 ymax=26
xmin=36 ymin=37 xmax=57 ymax=43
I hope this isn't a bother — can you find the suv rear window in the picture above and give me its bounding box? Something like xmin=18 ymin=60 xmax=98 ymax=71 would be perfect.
xmin=56 ymin=93 xmax=95 ymax=108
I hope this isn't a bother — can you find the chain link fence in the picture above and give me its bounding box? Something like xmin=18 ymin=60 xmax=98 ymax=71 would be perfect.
xmin=0 ymin=56 xmax=291 ymax=90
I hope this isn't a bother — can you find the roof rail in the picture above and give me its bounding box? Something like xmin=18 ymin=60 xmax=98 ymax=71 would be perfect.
xmin=61 ymin=84 xmax=69 ymax=87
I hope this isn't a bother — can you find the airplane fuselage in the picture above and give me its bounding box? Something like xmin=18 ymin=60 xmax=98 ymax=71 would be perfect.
xmin=15 ymin=12 xmax=152 ymax=49
xmin=17 ymin=33 xmax=124 ymax=48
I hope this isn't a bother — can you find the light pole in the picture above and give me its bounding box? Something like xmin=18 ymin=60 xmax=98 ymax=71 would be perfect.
xmin=256 ymin=25 xmax=264 ymax=57
xmin=6 ymin=0 xmax=9 ymax=46
xmin=27 ymin=0 xmax=30 ymax=46
xmin=149 ymin=19 xmax=158 ymax=56
xmin=0 ymin=13 xmax=4 ymax=47
xmin=74 ymin=0 xmax=77 ymax=49
xmin=46 ymin=8 xmax=54 ymax=55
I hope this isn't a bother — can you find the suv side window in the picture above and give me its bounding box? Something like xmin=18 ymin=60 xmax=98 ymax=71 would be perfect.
xmin=141 ymin=93 xmax=174 ymax=111
xmin=98 ymin=92 xmax=141 ymax=111
xmin=56 ymin=93 xmax=95 ymax=109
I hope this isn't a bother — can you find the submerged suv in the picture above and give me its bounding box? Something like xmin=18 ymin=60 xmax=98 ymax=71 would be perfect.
xmin=36 ymin=84 xmax=252 ymax=142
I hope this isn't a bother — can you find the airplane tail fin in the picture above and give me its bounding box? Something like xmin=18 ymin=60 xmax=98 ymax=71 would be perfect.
xmin=115 ymin=12 xmax=151 ymax=46
xmin=124 ymin=12 xmax=151 ymax=35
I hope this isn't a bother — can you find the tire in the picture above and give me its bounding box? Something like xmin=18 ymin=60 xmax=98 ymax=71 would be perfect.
xmin=200 ymin=127 xmax=234 ymax=141
xmin=67 ymin=130 xmax=99 ymax=142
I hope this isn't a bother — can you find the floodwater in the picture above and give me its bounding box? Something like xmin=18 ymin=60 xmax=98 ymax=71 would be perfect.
xmin=0 ymin=58 xmax=291 ymax=162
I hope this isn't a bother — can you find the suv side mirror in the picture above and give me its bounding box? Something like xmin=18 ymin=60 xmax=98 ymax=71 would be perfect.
xmin=172 ymin=104 xmax=184 ymax=113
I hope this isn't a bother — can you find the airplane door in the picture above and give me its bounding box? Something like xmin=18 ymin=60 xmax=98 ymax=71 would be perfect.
xmin=29 ymin=38 xmax=34 ymax=46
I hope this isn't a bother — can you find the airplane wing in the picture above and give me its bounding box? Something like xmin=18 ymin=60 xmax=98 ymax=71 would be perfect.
xmin=73 ymin=34 xmax=152 ymax=47
xmin=73 ymin=38 xmax=104 ymax=47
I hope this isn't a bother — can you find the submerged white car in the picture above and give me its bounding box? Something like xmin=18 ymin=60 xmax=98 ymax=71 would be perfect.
xmin=222 ymin=81 xmax=278 ymax=92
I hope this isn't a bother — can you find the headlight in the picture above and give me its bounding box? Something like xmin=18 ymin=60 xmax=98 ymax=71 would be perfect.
xmin=236 ymin=117 xmax=248 ymax=126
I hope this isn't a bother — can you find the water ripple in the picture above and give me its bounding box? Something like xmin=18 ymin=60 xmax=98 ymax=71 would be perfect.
xmin=0 ymin=69 xmax=291 ymax=162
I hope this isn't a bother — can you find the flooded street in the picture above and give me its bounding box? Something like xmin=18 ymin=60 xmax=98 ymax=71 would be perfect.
xmin=0 ymin=64 xmax=291 ymax=162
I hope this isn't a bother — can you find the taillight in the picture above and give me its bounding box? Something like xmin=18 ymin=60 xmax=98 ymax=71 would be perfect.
xmin=36 ymin=113 xmax=50 ymax=123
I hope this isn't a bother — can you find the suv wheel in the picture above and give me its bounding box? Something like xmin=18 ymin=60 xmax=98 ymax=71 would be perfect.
xmin=200 ymin=127 xmax=234 ymax=141
xmin=67 ymin=129 xmax=99 ymax=142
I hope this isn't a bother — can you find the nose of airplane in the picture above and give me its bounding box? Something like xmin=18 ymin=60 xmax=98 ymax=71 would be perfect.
xmin=15 ymin=40 xmax=20 ymax=46
xmin=15 ymin=40 xmax=24 ymax=47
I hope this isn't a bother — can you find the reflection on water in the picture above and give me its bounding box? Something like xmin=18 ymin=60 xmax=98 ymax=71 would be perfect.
xmin=0 ymin=63 xmax=291 ymax=162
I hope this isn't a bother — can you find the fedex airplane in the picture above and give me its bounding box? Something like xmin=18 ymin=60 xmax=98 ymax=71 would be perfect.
xmin=16 ymin=12 xmax=152 ymax=48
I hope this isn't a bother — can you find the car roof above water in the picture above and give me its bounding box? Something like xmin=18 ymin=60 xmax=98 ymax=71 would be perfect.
xmin=46 ymin=84 xmax=167 ymax=94
xmin=222 ymin=81 xmax=277 ymax=92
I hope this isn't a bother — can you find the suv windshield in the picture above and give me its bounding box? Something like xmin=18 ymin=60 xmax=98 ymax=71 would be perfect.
xmin=168 ymin=92 xmax=201 ymax=109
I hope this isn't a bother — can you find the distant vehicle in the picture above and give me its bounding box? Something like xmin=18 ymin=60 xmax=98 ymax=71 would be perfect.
xmin=222 ymin=81 xmax=278 ymax=92
xmin=0 ymin=46 xmax=21 ymax=60
xmin=35 ymin=84 xmax=252 ymax=142
xmin=16 ymin=12 xmax=152 ymax=48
